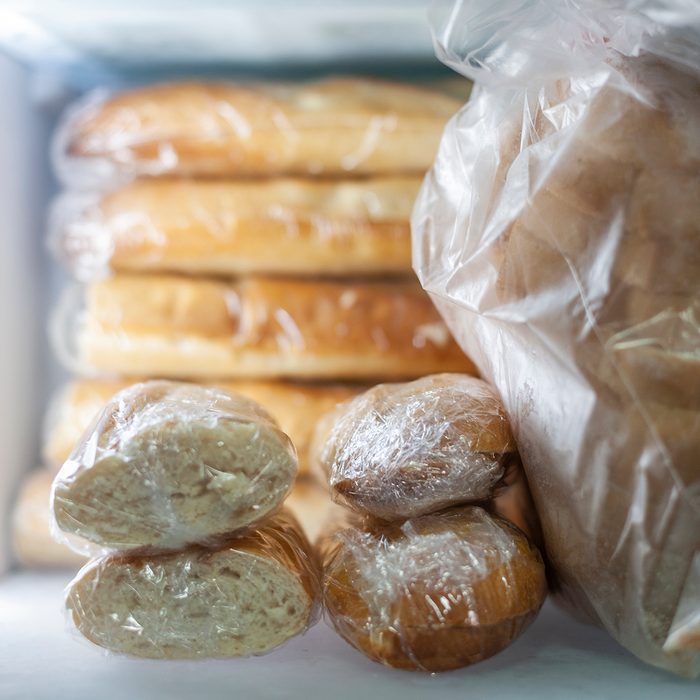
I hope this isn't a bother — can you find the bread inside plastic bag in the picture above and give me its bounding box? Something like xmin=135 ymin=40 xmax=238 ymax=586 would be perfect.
xmin=413 ymin=0 xmax=700 ymax=677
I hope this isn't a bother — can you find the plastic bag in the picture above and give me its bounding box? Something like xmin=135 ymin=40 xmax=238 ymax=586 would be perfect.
xmin=413 ymin=0 xmax=700 ymax=677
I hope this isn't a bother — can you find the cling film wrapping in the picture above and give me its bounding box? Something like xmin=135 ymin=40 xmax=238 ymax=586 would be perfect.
xmin=51 ymin=380 xmax=298 ymax=553
xmin=65 ymin=510 xmax=321 ymax=659
xmin=413 ymin=0 xmax=700 ymax=676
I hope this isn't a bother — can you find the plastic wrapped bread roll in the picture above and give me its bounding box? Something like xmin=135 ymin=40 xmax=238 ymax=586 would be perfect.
xmin=322 ymin=506 xmax=546 ymax=672
xmin=12 ymin=470 xmax=88 ymax=569
xmin=55 ymin=78 xmax=461 ymax=183
xmin=314 ymin=374 xmax=515 ymax=520
xmin=57 ymin=275 xmax=475 ymax=381
xmin=43 ymin=378 xmax=362 ymax=475
xmin=66 ymin=510 xmax=319 ymax=659
xmin=51 ymin=177 xmax=419 ymax=280
xmin=52 ymin=381 xmax=297 ymax=552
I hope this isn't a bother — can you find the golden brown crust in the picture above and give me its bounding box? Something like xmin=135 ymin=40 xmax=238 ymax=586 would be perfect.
xmin=322 ymin=507 xmax=546 ymax=672
xmin=55 ymin=177 xmax=419 ymax=278
xmin=77 ymin=275 xmax=475 ymax=380
xmin=44 ymin=378 xmax=363 ymax=473
xmin=11 ymin=469 xmax=89 ymax=569
xmin=63 ymin=78 xmax=461 ymax=178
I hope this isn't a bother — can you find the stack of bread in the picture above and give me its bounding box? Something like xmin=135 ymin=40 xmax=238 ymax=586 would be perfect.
xmin=311 ymin=374 xmax=547 ymax=672
xmin=12 ymin=77 xmax=473 ymax=567
xmin=51 ymin=380 xmax=320 ymax=658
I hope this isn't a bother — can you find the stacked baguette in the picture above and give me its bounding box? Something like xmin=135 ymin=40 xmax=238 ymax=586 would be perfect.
xmin=51 ymin=381 xmax=320 ymax=658
xmin=312 ymin=374 xmax=547 ymax=672
xmin=14 ymin=77 xmax=471 ymax=567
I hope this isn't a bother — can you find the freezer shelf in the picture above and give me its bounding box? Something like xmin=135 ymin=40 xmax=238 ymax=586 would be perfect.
xmin=0 ymin=572 xmax=696 ymax=700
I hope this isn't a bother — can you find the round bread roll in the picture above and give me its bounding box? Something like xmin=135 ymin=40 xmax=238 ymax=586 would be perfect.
xmin=322 ymin=506 xmax=546 ymax=672
xmin=52 ymin=380 xmax=297 ymax=552
xmin=66 ymin=510 xmax=319 ymax=659
xmin=314 ymin=374 xmax=515 ymax=520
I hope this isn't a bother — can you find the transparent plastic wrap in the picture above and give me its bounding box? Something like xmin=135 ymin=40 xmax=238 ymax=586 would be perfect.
xmin=51 ymin=275 xmax=476 ymax=381
xmin=413 ymin=0 xmax=700 ymax=677
xmin=49 ymin=177 xmax=420 ymax=281
xmin=313 ymin=373 xmax=516 ymax=520
xmin=53 ymin=78 xmax=462 ymax=186
xmin=43 ymin=378 xmax=362 ymax=475
xmin=52 ymin=380 xmax=298 ymax=554
xmin=65 ymin=509 xmax=320 ymax=659
xmin=321 ymin=506 xmax=546 ymax=672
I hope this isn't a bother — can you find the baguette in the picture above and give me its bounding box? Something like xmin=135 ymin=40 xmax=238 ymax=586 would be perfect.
xmin=53 ymin=381 xmax=297 ymax=551
xmin=58 ymin=78 xmax=461 ymax=181
xmin=66 ymin=510 xmax=319 ymax=658
xmin=322 ymin=506 xmax=546 ymax=671
xmin=44 ymin=378 xmax=362 ymax=474
xmin=314 ymin=374 xmax=514 ymax=520
xmin=70 ymin=275 xmax=474 ymax=380
xmin=52 ymin=177 xmax=418 ymax=279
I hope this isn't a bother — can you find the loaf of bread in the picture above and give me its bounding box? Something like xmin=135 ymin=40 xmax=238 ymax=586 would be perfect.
xmin=44 ymin=378 xmax=361 ymax=474
xmin=64 ymin=275 xmax=474 ymax=380
xmin=56 ymin=78 xmax=461 ymax=182
xmin=52 ymin=381 xmax=297 ymax=551
xmin=314 ymin=374 xmax=515 ymax=520
xmin=12 ymin=470 xmax=88 ymax=569
xmin=66 ymin=510 xmax=319 ymax=658
xmin=322 ymin=506 xmax=546 ymax=671
xmin=413 ymin=51 xmax=700 ymax=675
xmin=51 ymin=177 xmax=419 ymax=280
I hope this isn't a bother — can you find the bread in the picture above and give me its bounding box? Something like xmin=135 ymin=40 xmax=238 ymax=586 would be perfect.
xmin=57 ymin=78 xmax=461 ymax=181
xmin=52 ymin=381 xmax=297 ymax=551
xmin=70 ymin=274 xmax=475 ymax=380
xmin=285 ymin=477 xmax=344 ymax=544
xmin=314 ymin=374 xmax=514 ymax=520
xmin=66 ymin=510 xmax=319 ymax=659
xmin=43 ymin=378 xmax=362 ymax=475
xmin=11 ymin=469 xmax=88 ymax=569
xmin=412 ymin=52 xmax=700 ymax=674
xmin=52 ymin=177 xmax=419 ymax=279
xmin=322 ymin=506 xmax=546 ymax=672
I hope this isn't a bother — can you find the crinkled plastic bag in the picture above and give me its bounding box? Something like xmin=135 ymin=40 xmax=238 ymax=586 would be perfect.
xmin=413 ymin=0 xmax=700 ymax=677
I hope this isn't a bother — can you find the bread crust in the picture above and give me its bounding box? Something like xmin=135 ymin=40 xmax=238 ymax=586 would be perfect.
xmin=75 ymin=275 xmax=475 ymax=380
xmin=60 ymin=78 xmax=461 ymax=179
xmin=322 ymin=506 xmax=546 ymax=671
xmin=53 ymin=177 xmax=419 ymax=278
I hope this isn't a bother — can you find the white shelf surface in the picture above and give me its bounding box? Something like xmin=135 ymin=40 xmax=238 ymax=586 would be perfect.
xmin=0 ymin=572 xmax=697 ymax=699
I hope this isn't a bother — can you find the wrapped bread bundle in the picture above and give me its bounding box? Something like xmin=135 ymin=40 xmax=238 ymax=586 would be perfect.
xmin=314 ymin=373 xmax=516 ymax=521
xmin=43 ymin=378 xmax=362 ymax=475
xmin=56 ymin=275 xmax=474 ymax=381
xmin=52 ymin=381 xmax=297 ymax=552
xmin=54 ymin=78 xmax=461 ymax=184
xmin=50 ymin=177 xmax=419 ymax=280
xmin=322 ymin=507 xmax=546 ymax=672
xmin=413 ymin=0 xmax=700 ymax=677
xmin=66 ymin=510 xmax=319 ymax=659
xmin=12 ymin=470 xmax=88 ymax=569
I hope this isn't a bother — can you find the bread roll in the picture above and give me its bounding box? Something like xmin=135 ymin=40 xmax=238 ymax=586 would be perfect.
xmin=322 ymin=506 xmax=546 ymax=672
xmin=12 ymin=470 xmax=88 ymax=569
xmin=52 ymin=177 xmax=419 ymax=280
xmin=67 ymin=275 xmax=474 ymax=380
xmin=66 ymin=510 xmax=319 ymax=659
xmin=314 ymin=374 xmax=514 ymax=520
xmin=43 ymin=378 xmax=362 ymax=475
xmin=57 ymin=78 xmax=461 ymax=182
xmin=52 ymin=381 xmax=297 ymax=551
